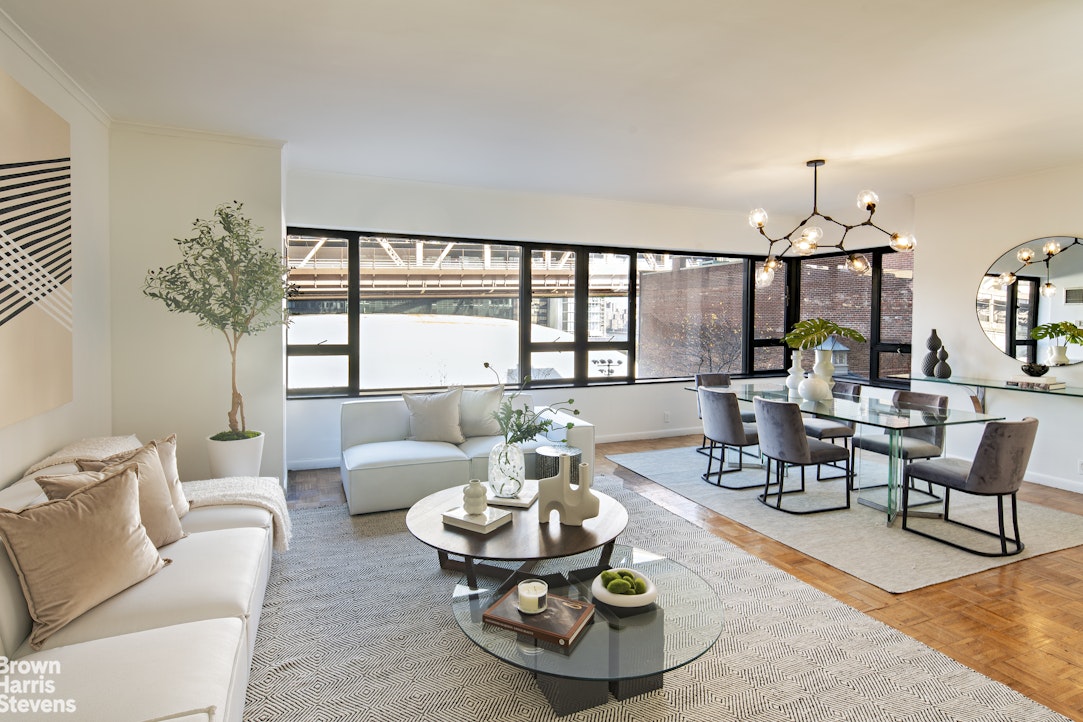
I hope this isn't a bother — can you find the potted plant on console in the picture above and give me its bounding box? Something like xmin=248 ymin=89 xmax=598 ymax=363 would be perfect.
xmin=144 ymin=201 xmax=289 ymax=477
xmin=782 ymin=318 xmax=867 ymax=401
xmin=1030 ymin=321 xmax=1083 ymax=367
xmin=484 ymin=363 xmax=579 ymax=498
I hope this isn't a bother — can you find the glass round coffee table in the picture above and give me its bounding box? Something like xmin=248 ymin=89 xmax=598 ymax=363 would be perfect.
xmin=450 ymin=544 xmax=723 ymax=716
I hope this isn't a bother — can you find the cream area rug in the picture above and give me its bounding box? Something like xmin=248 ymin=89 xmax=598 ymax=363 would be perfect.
xmin=607 ymin=446 xmax=1083 ymax=594
xmin=244 ymin=477 xmax=1068 ymax=721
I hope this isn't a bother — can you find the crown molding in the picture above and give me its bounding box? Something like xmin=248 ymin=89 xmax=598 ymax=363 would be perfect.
xmin=0 ymin=9 xmax=111 ymax=126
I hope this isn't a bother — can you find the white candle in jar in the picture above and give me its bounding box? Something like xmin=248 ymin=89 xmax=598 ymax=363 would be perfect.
xmin=517 ymin=579 xmax=548 ymax=613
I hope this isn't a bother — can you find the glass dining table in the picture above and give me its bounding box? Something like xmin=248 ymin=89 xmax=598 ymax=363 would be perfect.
xmin=697 ymin=382 xmax=1005 ymax=524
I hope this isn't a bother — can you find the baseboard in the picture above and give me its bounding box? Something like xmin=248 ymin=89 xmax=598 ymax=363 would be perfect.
xmin=595 ymin=427 xmax=701 ymax=444
xmin=288 ymin=456 xmax=340 ymax=471
xmin=1026 ymin=472 xmax=1083 ymax=495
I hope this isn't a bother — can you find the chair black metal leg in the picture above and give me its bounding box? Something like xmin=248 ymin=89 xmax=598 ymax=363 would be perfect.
xmin=903 ymin=483 xmax=1024 ymax=557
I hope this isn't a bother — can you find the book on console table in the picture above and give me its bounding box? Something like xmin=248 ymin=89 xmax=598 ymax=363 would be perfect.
xmin=483 ymin=587 xmax=595 ymax=649
xmin=441 ymin=506 xmax=512 ymax=534
xmin=484 ymin=480 xmax=538 ymax=508
xmin=1005 ymin=378 xmax=1066 ymax=390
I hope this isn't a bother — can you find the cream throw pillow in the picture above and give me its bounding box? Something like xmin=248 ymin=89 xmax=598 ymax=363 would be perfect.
xmin=74 ymin=436 xmax=189 ymax=518
xmin=455 ymin=385 xmax=504 ymax=437
xmin=403 ymin=388 xmax=466 ymax=443
xmin=24 ymin=435 xmax=142 ymax=475
xmin=0 ymin=467 xmax=167 ymax=650
xmin=55 ymin=444 xmax=185 ymax=547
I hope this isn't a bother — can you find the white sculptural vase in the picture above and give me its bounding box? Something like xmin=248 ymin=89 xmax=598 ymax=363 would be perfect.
xmin=488 ymin=441 xmax=525 ymax=498
xmin=798 ymin=374 xmax=832 ymax=402
xmin=785 ymin=353 xmax=803 ymax=392
xmin=812 ymin=348 xmax=835 ymax=390
xmin=1047 ymin=344 xmax=1070 ymax=366
xmin=537 ymin=457 xmax=600 ymax=527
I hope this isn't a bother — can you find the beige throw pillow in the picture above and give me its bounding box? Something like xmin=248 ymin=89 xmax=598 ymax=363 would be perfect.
xmin=58 ymin=444 xmax=185 ymax=547
xmin=455 ymin=385 xmax=504 ymax=437
xmin=150 ymin=434 xmax=189 ymax=517
xmin=402 ymin=388 xmax=465 ymax=443
xmin=0 ymin=467 xmax=167 ymax=650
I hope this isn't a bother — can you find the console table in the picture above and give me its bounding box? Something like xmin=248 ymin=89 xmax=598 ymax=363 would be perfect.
xmin=908 ymin=375 xmax=1083 ymax=412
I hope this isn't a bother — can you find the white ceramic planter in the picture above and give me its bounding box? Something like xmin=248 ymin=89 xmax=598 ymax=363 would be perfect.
xmin=207 ymin=431 xmax=264 ymax=477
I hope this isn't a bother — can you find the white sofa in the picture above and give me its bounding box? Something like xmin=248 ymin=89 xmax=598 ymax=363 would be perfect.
xmin=340 ymin=393 xmax=595 ymax=515
xmin=0 ymin=438 xmax=277 ymax=722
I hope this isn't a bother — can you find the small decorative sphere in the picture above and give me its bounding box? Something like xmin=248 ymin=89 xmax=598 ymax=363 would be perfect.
xmin=1021 ymin=363 xmax=1049 ymax=377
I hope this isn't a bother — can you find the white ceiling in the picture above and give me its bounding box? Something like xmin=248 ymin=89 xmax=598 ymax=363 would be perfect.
xmin=3 ymin=0 xmax=1083 ymax=215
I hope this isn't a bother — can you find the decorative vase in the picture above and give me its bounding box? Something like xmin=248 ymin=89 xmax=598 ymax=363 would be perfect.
xmin=798 ymin=375 xmax=832 ymax=402
xmin=785 ymin=353 xmax=803 ymax=392
xmin=488 ymin=441 xmax=525 ymax=498
xmin=921 ymin=329 xmax=942 ymax=377
xmin=207 ymin=431 xmax=264 ymax=477
xmin=462 ymin=479 xmax=487 ymax=515
xmin=538 ymin=458 xmax=599 ymax=527
xmin=1047 ymin=344 xmax=1070 ymax=366
xmin=933 ymin=347 xmax=952 ymax=378
xmin=812 ymin=348 xmax=835 ymax=390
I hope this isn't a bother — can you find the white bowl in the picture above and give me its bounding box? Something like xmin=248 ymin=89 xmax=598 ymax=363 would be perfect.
xmin=591 ymin=568 xmax=658 ymax=607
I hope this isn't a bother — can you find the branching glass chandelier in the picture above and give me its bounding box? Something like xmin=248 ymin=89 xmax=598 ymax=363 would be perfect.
xmin=994 ymin=236 xmax=1083 ymax=298
xmin=748 ymin=159 xmax=916 ymax=287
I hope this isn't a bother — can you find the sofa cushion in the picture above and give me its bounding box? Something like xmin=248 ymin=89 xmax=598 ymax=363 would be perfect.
xmin=0 ymin=468 xmax=167 ymax=650
xmin=17 ymin=617 xmax=248 ymax=722
xmin=343 ymin=439 xmax=467 ymax=471
xmin=53 ymin=443 xmax=186 ymax=547
xmin=19 ymin=526 xmax=269 ymax=655
xmin=455 ymin=384 xmax=504 ymax=437
xmin=403 ymin=388 xmax=465 ymax=443
xmin=23 ymin=435 xmax=142 ymax=475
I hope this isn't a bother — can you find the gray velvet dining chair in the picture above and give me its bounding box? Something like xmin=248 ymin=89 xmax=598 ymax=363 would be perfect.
xmin=753 ymin=397 xmax=851 ymax=514
xmin=850 ymin=390 xmax=948 ymax=491
xmin=699 ymin=388 xmax=761 ymax=489
xmin=802 ymin=381 xmax=862 ymax=481
xmin=901 ymin=417 xmax=1038 ymax=556
xmin=694 ymin=372 xmax=754 ymax=455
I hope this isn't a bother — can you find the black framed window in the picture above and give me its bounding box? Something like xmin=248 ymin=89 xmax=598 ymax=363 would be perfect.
xmin=285 ymin=227 xmax=913 ymax=395
xmin=977 ymin=273 xmax=1038 ymax=362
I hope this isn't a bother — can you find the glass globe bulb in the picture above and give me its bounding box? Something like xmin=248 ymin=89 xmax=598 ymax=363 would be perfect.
xmin=889 ymin=233 xmax=915 ymax=252
xmin=754 ymin=266 xmax=775 ymax=288
xmin=845 ymin=253 xmax=871 ymax=275
xmin=1042 ymin=240 xmax=1062 ymax=256
xmin=792 ymin=237 xmax=817 ymax=256
xmin=856 ymin=189 xmax=879 ymax=211
xmin=763 ymin=255 xmax=781 ymax=271
xmin=997 ymin=271 xmax=1017 ymax=287
xmin=748 ymin=208 xmax=768 ymax=229
xmin=800 ymin=226 xmax=823 ymax=244
xmin=1016 ymin=247 xmax=1035 ymax=264
xmin=1040 ymin=281 xmax=1057 ymax=298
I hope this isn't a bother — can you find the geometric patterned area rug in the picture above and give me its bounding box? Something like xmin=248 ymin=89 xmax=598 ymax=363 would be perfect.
xmin=608 ymin=447 xmax=1083 ymax=594
xmin=245 ymin=477 xmax=1068 ymax=721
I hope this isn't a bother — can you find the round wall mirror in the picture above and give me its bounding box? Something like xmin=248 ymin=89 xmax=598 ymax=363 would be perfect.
xmin=976 ymin=236 xmax=1083 ymax=366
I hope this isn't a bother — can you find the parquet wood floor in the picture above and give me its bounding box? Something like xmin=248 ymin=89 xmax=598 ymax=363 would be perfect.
xmin=288 ymin=435 xmax=1083 ymax=720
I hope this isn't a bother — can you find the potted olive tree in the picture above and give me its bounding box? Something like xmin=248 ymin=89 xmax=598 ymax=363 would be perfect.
xmin=144 ymin=201 xmax=289 ymax=476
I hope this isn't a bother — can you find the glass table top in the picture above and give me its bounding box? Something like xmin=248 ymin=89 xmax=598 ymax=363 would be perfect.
xmin=450 ymin=544 xmax=723 ymax=682
xmin=713 ymin=382 xmax=1004 ymax=430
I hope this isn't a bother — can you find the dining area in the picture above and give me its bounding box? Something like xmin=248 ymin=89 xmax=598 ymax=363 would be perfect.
xmin=691 ymin=375 xmax=1039 ymax=559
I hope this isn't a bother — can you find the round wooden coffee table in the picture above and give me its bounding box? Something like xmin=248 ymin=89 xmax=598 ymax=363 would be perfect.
xmin=406 ymin=485 xmax=628 ymax=588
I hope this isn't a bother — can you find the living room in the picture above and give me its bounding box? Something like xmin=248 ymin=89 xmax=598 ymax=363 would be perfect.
xmin=2 ymin=2 xmax=1083 ymax=720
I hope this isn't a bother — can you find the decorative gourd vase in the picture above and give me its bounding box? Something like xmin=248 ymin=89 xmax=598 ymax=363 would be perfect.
xmin=785 ymin=353 xmax=804 ymax=392
xmin=921 ymin=329 xmax=942 ymax=377
xmin=462 ymin=479 xmax=488 ymax=515
xmin=933 ymin=346 xmax=952 ymax=379
xmin=488 ymin=441 xmax=525 ymax=498
xmin=798 ymin=374 xmax=832 ymax=402
xmin=1047 ymin=344 xmax=1070 ymax=366
xmin=812 ymin=348 xmax=835 ymax=390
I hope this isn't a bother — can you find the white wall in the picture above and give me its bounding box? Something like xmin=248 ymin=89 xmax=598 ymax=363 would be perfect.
xmin=0 ymin=16 xmax=113 ymax=485
xmin=110 ymin=125 xmax=286 ymax=482
xmin=913 ymin=162 xmax=1083 ymax=493
xmin=285 ymin=170 xmax=776 ymax=469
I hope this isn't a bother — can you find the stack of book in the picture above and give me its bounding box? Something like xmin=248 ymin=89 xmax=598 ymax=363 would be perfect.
xmin=1005 ymin=375 xmax=1067 ymax=391
xmin=483 ymin=587 xmax=595 ymax=650
xmin=441 ymin=506 xmax=512 ymax=534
